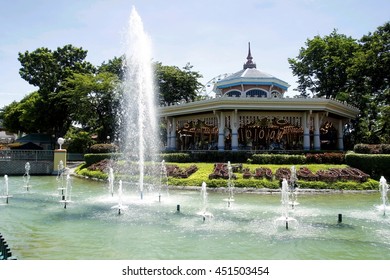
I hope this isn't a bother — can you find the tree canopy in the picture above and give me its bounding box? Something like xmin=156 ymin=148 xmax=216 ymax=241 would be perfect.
xmin=2 ymin=45 xmax=203 ymax=149
xmin=288 ymin=22 xmax=390 ymax=144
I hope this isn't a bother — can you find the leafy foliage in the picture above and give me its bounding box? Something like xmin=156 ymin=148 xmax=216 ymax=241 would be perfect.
xmin=155 ymin=62 xmax=203 ymax=105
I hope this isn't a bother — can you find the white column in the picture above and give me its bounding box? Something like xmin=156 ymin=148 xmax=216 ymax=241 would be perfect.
xmin=313 ymin=113 xmax=321 ymax=150
xmin=217 ymin=111 xmax=225 ymax=151
xmin=337 ymin=119 xmax=344 ymax=151
xmin=303 ymin=112 xmax=310 ymax=150
xmin=231 ymin=110 xmax=239 ymax=151
xmin=168 ymin=118 xmax=176 ymax=151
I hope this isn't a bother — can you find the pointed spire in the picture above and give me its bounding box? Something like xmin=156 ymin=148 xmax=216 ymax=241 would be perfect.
xmin=243 ymin=42 xmax=256 ymax=69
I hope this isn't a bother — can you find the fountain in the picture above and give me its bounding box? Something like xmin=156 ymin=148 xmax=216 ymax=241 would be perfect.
xmin=118 ymin=6 xmax=160 ymax=200
xmin=111 ymin=180 xmax=128 ymax=215
xmin=108 ymin=167 xmax=115 ymax=197
xmin=0 ymin=175 xmax=12 ymax=204
xmin=377 ymin=176 xmax=389 ymax=216
xmin=275 ymin=178 xmax=298 ymax=229
xmin=289 ymin=166 xmax=300 ymax=209
xmin=23 ymin=162 xmax=31 ymax=191
xmin=158 ymin=160 xmax=169 ymax=202
xmin=223 ymin=161 xmax=235 ymax=207
xmin=56 ymin=160 xmax=66 ymax=197
xmin=59 ymin=173 xmax=72 ymax=209
xmin=197 ymin=182 xmax=213 ymax=220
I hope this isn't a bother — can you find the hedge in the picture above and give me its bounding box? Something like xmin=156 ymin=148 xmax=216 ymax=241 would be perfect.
xmin=84 ymin=153 xmax=121 ymax=167
xmin=345 ymin=152 xmax=390 ymax=179
xmin=353 ymin=144 xmax=390 ymax=154
xmin=251 ymin=154 xmax=306 ymax=164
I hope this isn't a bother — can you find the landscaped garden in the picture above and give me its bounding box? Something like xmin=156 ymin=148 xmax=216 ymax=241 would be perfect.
xmin=74 ymin=147 xmax=390 ymax=191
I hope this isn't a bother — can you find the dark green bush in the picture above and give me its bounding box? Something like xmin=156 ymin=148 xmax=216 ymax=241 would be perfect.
xmin=345 ymin=152 xmax=390 ymax=179
xmin=251 ymin=154 xmax=306 ymax=164
xmin=354 ymin=144 xmax=390 ymax=154
xmin=160 ymin=153 xmax=191 ymax=163
xmin=84 ymin=153 xmax=121 ymax=167
xmin=305 ymin=152 xmax=345 ymax=164
xmin=88 ymin=144 xmax=118 ymax=154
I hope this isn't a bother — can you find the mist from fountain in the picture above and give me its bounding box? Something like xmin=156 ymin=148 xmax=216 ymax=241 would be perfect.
xmin=118 ymin=6 xmax=160 ymax=200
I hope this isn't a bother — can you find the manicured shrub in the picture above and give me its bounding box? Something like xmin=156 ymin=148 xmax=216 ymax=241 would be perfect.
xmin=84 ymin=153 xmax=121 ymax=167
xmin=160 ymin=153 xmax=191 ymax=163
xmin=354 ymin=144 xmax=390 ymax=154
xmin=305 ymin=152 xmax=345 ymax=164
xmin=251 ymin=154 xmax=306 ymax=164
xmin=345 ymin=152 xmax=390 ymax=180
xmin=88 ymin=144 xmax=118 ymax=153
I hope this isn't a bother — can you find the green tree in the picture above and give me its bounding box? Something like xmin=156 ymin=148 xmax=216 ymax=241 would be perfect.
xmin=288 ymin=30 xmax=360 ymax=98
xmin=1 ymin=92 xmax=44 ymax=134
xmin=289 ymin=23 xmax=390 ymax=144
xmin=17 ymin=44 xmax=95 ymax=137
xmin=98 ymin=56 xmax=125 ymax=80
xmin=348 ymin=22 xmax=390 ymax=143
xmin=62 ymin=71 xmax=120 ymax=142
xmin=155 ymin=62 xmax=203 ymax=105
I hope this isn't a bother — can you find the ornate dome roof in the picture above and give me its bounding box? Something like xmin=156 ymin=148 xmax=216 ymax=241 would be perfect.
xmin=215 ymin=43 xmax=290 ymax=91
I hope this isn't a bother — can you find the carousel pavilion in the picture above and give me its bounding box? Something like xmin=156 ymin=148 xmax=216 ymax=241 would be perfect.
xmin=159 ymin=44 xmax=359 ymax=152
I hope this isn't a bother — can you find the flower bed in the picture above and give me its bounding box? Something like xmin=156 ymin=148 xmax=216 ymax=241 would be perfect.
xmin=166 ymin=164 xmax=198 ymax=178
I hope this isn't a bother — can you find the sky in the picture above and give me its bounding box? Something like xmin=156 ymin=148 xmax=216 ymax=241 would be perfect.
xmin=0 ymin=0 xmax=389 ymax=108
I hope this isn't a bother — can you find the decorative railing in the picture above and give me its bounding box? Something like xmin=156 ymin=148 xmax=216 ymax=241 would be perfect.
xmin=0 ymin=233 xmax=14 ymax=260
xmin=0 ymin=150 xmax=54 ymax=161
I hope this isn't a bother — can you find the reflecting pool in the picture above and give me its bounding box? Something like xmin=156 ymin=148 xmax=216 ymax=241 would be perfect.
xmin=0 ymin=176 xmax=389 ymax=260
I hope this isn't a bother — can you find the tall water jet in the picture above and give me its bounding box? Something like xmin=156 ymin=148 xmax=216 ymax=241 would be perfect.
xmin=377 ymin=176 xmax=389 ymax=216
xmin=119 ymin=6 xmax=160 ymax=200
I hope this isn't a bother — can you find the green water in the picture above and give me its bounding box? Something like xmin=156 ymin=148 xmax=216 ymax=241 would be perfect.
xmin=0 ymin=176 xmax=389 ymax=260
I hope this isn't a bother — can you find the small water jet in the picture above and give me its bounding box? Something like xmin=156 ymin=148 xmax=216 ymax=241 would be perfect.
xmin=59 ymin=173 xmax=72 ymax=209
xmin=0 ymin=175 xmax=12 ymax=204
xmin=158 ymin=160 xmax=169 ymax=202
xmin=376 ymin=176 xmax=389 ymax=216
xmin=108 ymin=167 xmax=115 ymax=197
xmin=223 ymin=161 xmax=235 ymax=207
xmin=197 ymin=182 xmax=213 ymax=220
xmin=111 ymin=180 xmax=128 ymax=215
xmin=23 ymin=162 xmax=31 ymax=191
xmin=275 ymin=178 xmax=298 ymax=230
xmin=56 ymin=160 xmax=66 ymax=195
xmin=289 ymin=166 xmax=300 ymax=209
